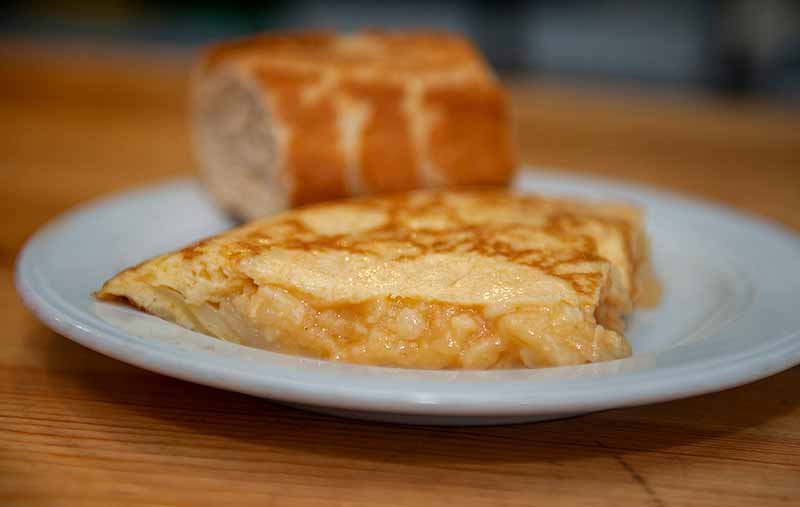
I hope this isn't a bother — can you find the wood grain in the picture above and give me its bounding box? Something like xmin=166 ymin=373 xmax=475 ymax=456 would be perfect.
xmin=2 ymin=43 xmax=800 ymax=507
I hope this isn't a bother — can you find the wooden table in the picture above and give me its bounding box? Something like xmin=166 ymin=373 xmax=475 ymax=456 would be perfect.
xmin=2 ymin=44 xmax=799 ymax=506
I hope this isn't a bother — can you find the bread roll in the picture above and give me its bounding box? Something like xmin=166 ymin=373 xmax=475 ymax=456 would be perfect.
xmin=191 ymin=31 xmax=515 ymax=219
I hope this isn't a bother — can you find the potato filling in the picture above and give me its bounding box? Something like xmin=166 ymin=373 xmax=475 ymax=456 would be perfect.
xmin=167 ymin=284 xmax=630 ymax=369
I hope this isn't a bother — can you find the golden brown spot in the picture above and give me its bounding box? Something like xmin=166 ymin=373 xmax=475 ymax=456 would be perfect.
xmin=425 ymin=83 xmax=515 ymax=185
xmin=341 ymin=80 xmax=418 ymax=193
xmin=202 ymin=31 xmax=336 ymax=71
xmin=181 ymin=237 xmax=215 ymax=260
xmin=256 ymin=66 xmax=348 ymax=206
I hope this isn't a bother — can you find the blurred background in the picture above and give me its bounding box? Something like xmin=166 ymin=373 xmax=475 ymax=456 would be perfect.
xmin=1 ymin=0 xmax=798 ymax=242
xmin=2 ymin=0 xmax=800 ymax=98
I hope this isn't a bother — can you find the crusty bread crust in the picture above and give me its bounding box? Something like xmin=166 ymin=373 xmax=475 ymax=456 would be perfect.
xmin=192 ymin=30 xmax=515 ymax=219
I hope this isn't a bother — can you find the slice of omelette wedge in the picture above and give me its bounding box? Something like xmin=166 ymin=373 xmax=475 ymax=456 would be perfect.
xmin=97 ymin=189 xmax=654 ymax=369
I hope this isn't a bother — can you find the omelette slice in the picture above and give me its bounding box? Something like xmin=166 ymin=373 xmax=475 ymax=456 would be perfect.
xmin=97 ymin=190 xmax=653 ymax=369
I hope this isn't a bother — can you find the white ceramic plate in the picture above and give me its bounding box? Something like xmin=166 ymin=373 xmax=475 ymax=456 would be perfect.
xmin=16 ymin=170 xmax=800 ymax=425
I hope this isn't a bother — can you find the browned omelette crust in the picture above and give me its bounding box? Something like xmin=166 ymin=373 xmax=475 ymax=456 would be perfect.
xmin=103 ymin=189 xmax=646 ymax=307
xmin=193 ymin=31 xmax=514 ymax=214
xmin=98 ymin=190 xmax=649 ymax=369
